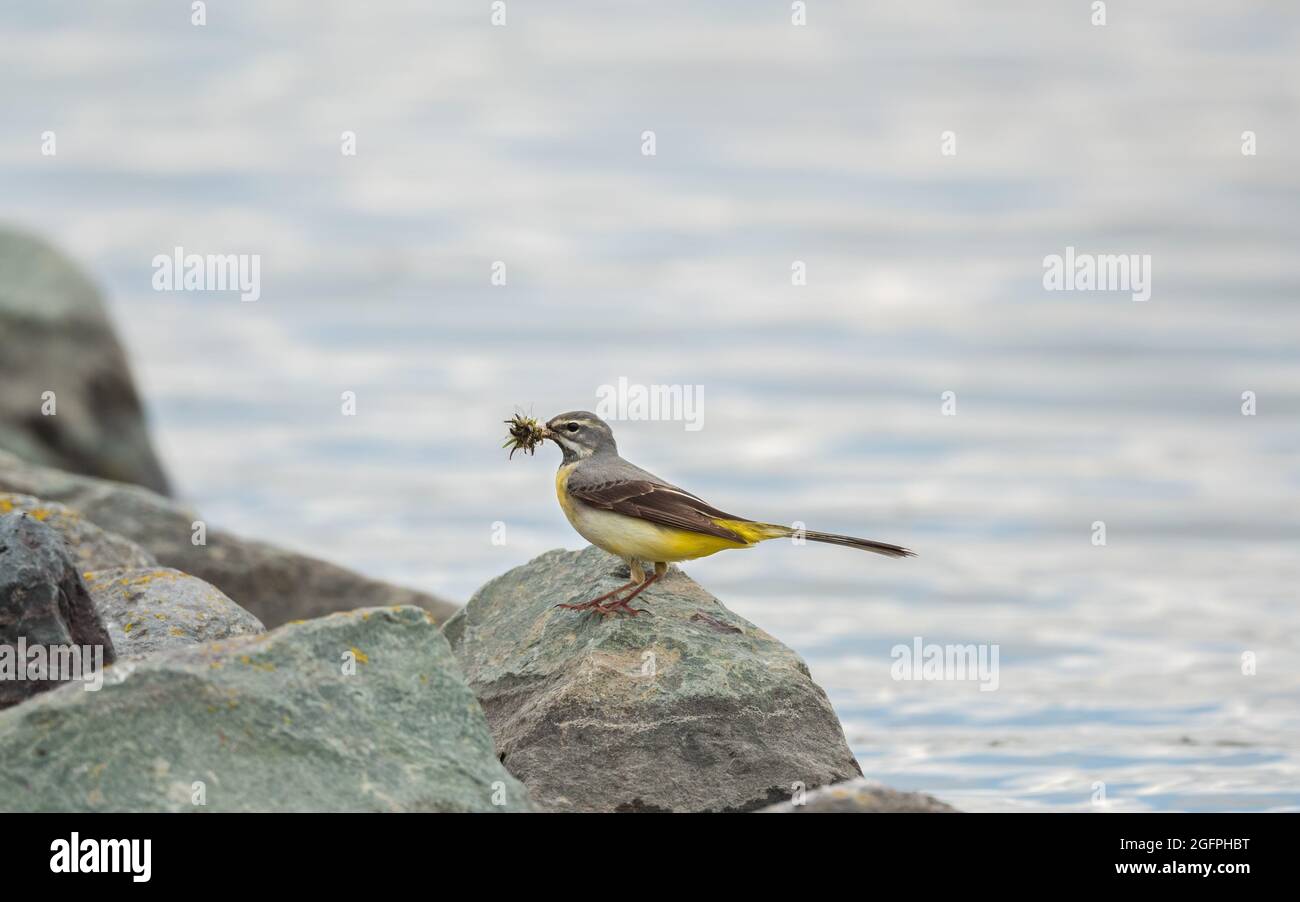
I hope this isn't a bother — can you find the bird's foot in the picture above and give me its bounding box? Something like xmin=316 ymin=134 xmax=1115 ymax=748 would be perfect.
xmin=555 ymin=572 xmax=661 ymax=617
xmin=593 ymin=597 xmax=650 ymax=617
xmin=555 ymin=598 xmax=611 ymax=612
xmin=593 ymin=572 xmax=661 ymax=616
xmin=555 ymin=579 xmax=638 ymax=613
xmin=555 ymin=595 xmax=647 ymax=616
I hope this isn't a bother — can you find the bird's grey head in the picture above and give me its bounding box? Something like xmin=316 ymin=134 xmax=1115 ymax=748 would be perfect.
xmin=544 ymin=411 xmax=618 ymax=463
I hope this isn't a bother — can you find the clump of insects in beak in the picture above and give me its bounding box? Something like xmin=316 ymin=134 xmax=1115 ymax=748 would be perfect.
xmin=503 ymin=413 xmax=547 ymax=459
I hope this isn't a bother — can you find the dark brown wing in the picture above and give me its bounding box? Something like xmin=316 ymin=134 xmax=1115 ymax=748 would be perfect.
xmin=567 ymin=479 xmax=752 ymax=543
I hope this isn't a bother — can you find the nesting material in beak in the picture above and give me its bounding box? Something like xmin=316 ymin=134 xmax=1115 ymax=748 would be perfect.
xmin=503 ymin=413 xmax=547 ymax=458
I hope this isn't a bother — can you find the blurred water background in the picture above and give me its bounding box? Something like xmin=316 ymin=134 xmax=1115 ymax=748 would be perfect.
xmin=2 ymin=1 xmax=1298 ymax=811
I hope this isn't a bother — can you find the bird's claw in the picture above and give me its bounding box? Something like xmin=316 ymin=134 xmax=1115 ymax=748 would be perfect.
xmin=555 ymin=600 xmax=605 ymax=611
xmin=554 ymin=599 xmax=649 ymax=617
xmin=597 ymin=599 xmax=650 ymax=617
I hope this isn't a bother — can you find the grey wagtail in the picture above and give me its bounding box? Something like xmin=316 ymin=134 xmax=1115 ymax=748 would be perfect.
xmin=540 ymin=411 xmax=915 ymax=615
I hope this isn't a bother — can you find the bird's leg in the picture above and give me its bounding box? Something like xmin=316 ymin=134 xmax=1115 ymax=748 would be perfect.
xmin=556 ymin=560 xmax=663 ymax=616
xmin=555 ymin=579 xmax=639 ymax=611
xmin=556 ymin=558 xmax=646 ymax=611
xmin=597 ymin=567 xmax=662 ymax=616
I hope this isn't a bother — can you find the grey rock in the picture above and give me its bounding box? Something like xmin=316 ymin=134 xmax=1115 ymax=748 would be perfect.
xmin=442 ymin=545 xmax=864 ymax=812
xmin=0 ymin=493 xmax=156 ymax=572
xmin=757 ymin=778 xmax=957 ymax=813
xmin=85 ymin=567 xmax=265 ymax=658
xmin=0 ymin=606 xmax=532 ymax=812
xmin=0 ymin=451 xmax=458 ymax=627
xmin=0 ymin=226 xmax=170 ymax=495
xmin=0 ymin=513 xmax=116 ymax=710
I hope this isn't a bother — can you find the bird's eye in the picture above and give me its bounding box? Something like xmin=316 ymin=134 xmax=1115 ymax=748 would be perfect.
xmin=566 ymin=422 xmax=580 ymax=433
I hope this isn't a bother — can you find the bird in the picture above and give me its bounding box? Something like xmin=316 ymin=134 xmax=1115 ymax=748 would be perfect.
xmin=538 ymin=411 xmax=915 ymax=615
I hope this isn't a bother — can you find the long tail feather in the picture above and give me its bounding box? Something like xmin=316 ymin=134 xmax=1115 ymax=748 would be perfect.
xmin=801 ymin=529 xmax=916 ymax=558
xmin=730 ymin=521 xmax=916 ymax=558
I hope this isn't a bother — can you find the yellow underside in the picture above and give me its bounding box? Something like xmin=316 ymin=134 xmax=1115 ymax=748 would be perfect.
xmin=556 ymin=466 xmax=786 ymax=562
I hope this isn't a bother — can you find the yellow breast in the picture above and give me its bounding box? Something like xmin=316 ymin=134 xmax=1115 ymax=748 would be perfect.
xmin=555 ymin=464 xmax=749 ymax=563
xmin=555 ymin=463 xmax=579 ymax=518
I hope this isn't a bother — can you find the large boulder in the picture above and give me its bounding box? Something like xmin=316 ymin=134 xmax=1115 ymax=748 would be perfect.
xmin=0 ymin=226 xmax=170 ymax=495
xmin=0 ymin=451 xmax=458 ymax=627
xmin=442 ymin=546 xmax=865 ymax=812
xmin=0 ymin=495 xmax=257 ymax=658
xmin=0 ymin=493 xmax=156 ymax=572
xmin=0 ymin=606 xmax=532 ymax=812
xmin=758 ymin=778 xmax=957 ymax=813
xmin=0 ymin=513 xmax=116 ymax=710
xmin=85 ymin=567 xmax=265 ymax=659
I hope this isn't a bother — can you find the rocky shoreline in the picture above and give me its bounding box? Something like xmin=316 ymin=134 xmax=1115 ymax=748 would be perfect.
xmin=0 ymin=499 xmax=952 ymax=812
xmin=0 ymin=227 xmax=953 ymax=812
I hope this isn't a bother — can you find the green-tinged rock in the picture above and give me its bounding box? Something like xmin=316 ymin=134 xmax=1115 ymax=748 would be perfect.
xmin=0 ymin=493 xmax=156 ymax=572
xmin=0 ymin=451 xmax=458 ymax=627
xmin=758 ymin=778 xmax=957 ymax=812
xmin=0 ymin=606 xmax=532 ymax=812
xmin=85 ymin=567 xmax=264 ymax=658
xmin=0 ymin=513 xmax=116 ymax=710
xmin=442 ymin=545 xmax=864 ymax=812
xmin=0 ymin=227 xmax=171 ymax=495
